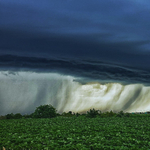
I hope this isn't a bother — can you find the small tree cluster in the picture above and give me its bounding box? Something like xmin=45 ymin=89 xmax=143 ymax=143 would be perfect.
xmin=2 ymin=104 xmax=133 ymax=119
xmin=61 ymin=112 xmax=72 ymax=117
xmin=6 ymin=113 xmax=22 ymax=119
xmin=3 ymin=104 xmax=58 ymax=119
xmin=100 ymin=110 xmax=116 ymax=118
xmin=85 ymin=109 xmax=131 ymax=118
xmin=86 ymin=108 xmax=100 ymax=118
xmin=23 ymin=113 xmax=34 ymax=118
xmin=33 ymin=104 xmax=57 ymax=118
xmin=61 ymin=111 xmax=80 ymax=117
xmin=0 ymin=115 xmax=6 ymax=119
xmin=114 ymin=111 xmax=130 ymax=117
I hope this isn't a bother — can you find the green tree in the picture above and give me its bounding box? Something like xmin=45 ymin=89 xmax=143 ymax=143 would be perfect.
xmin=14 ymin=113 xmax=22 ymax=119
xmin=124 ymin=112 xmax=130 ymax=117
xmin=116 ymin=110 xmax=124 ymax=117
xmin=33 ymin=104 xmax=57 ymax=118
xmin=108 ymin=110 xmax=116 ymax=117
xmin=56 ymin=113 xmax=61 ymax=117
xmin=61 ymin=111 xmax=73 ymax=117
xmin=23 ymin=114 xmax=31 ymax=118
xmin=86 ymin=108 xmax=99 ymax=118
xmin=0 ymin=115 xmax=6 ymax=119
xmin=75 ymin=112 xmax=80 ymax=117
xmin=6 ymin=113 xmax=14 ymax=119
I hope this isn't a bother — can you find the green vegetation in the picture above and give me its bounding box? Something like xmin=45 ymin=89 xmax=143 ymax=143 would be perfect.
xmin=0 ymin=105 xmax=132 ymax=120
xmin=1 ymin=104 xmax=150 ymax=149
xmin=32 ymin=104 xmax=57 ymax=119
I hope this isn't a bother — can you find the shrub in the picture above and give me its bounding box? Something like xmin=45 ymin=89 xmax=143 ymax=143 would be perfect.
xmin=14 ymin=113 xmax=22 ymax=119
xmin=75 ymin=112 xmax=80 ymax=117
xmin=108 ymin=110 xmax=116 ymax=117
xmin=22 ymin=114 xmax=32 ymax=118
xmin=68 ymin=111 xmax=72 ymax=115
xmin=61 ymin=112 xmax=66 ymax=116
xmin=29 ymin=113 xmax=35 ymax=118
xmin=6 ymin=113 xmax=14 ymax=119
xmin=101 ymin=110 xmax=116 ymax=117
xmin=33 ymin=104 xmax=57 ymax=118
xmin=124 ymin=112 xmax=130 ymax=117
xmin=61 ymin=112 xmax=74 ymax=117
xmin=56 ymin=113 xmax=61 ymax=117
xmin=81 ymin=113 xmax=86 ymax=117
xmin=0 ymin=115 xmax=6 ymax=119
xmin=23 ymin=113 xmax=34 ymax=118
xmin=147 ymin=111 xmax=150 ymax=114
xmin=115 ymin=110 xmax=124 ymax=117
xmin=86 ymin=108 xmax=99 ymax=118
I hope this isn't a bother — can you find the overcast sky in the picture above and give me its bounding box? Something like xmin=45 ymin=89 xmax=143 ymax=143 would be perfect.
xmin=0 ymin=0 xmax=150 ymax=69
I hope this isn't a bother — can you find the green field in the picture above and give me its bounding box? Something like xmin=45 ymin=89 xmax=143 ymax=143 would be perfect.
xmin=1 ymin=115 xmax=150 ymax=150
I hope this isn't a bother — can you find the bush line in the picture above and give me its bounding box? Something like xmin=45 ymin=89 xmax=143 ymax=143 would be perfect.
xmin=0 ymin=104 xmax=150 ymax=119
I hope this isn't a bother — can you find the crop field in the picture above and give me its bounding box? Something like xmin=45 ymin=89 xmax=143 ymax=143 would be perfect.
xmin=1 ymin=115 xmax=150 ymax=150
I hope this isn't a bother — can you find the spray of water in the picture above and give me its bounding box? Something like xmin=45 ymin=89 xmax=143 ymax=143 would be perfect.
xmin=0 ymin=71 xmax=150 ymax=116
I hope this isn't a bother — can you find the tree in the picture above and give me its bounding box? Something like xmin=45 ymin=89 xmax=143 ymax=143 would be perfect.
xmin=33 ymin=104 xmax=57 ymax=118
xmin=115 ymin=110 xmax=124 ymax=117
xmin=124 ymin=112 xmax=130 ymax=117
xmin=14 ymin=113 xmax=22 ymax=119
xmin=86 ymin=108 xmax=99 ymax=118
xmin=61 ymin=111 xmax=73 ymax=117
xmin=6 ymin=113 xmax=14 ymax=119
xmin=75 ymin=112 xmax=80 ymax=117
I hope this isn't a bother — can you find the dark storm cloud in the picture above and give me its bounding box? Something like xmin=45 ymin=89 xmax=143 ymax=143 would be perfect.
xmin=0 ymin=0 xmax=150 ymax=69
xmin=0 ymin=28 xmax=150 ymax=70
xmin=1 ymin=54 xmax=150 ymax=86
xmin=1 ymin=0 xmax=150 ymax=39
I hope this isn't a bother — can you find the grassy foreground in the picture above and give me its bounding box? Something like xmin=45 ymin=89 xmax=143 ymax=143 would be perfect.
xmin=1 ymin=115 xmax=150 ymax=150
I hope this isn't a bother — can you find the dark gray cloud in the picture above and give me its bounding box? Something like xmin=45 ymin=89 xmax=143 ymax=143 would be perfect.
xmin=0 ymin=0 xmax=150 ymax=69
xmin=0 ymin=28 xmax=150 ymax=70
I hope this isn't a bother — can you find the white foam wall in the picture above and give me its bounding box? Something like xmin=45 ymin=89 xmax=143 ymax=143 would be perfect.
xmin=0 ymin=71 xmax=150 ymax=115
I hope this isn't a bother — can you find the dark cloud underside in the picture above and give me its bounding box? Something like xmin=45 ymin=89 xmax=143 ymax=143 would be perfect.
xmin=0 ymin=0 xmax=150 ymax=70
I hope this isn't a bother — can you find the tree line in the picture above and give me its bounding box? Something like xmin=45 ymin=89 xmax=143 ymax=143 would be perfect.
xmin=1 ymin=104 xmax=149 ymax=119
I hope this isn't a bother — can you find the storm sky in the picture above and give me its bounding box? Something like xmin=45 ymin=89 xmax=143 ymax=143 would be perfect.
xmin=0 ymin=0 xmax=150 ymax=70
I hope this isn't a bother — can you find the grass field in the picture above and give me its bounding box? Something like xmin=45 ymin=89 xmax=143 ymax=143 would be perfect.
xmin=1 ymin=115 xmax=150 ymax=150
